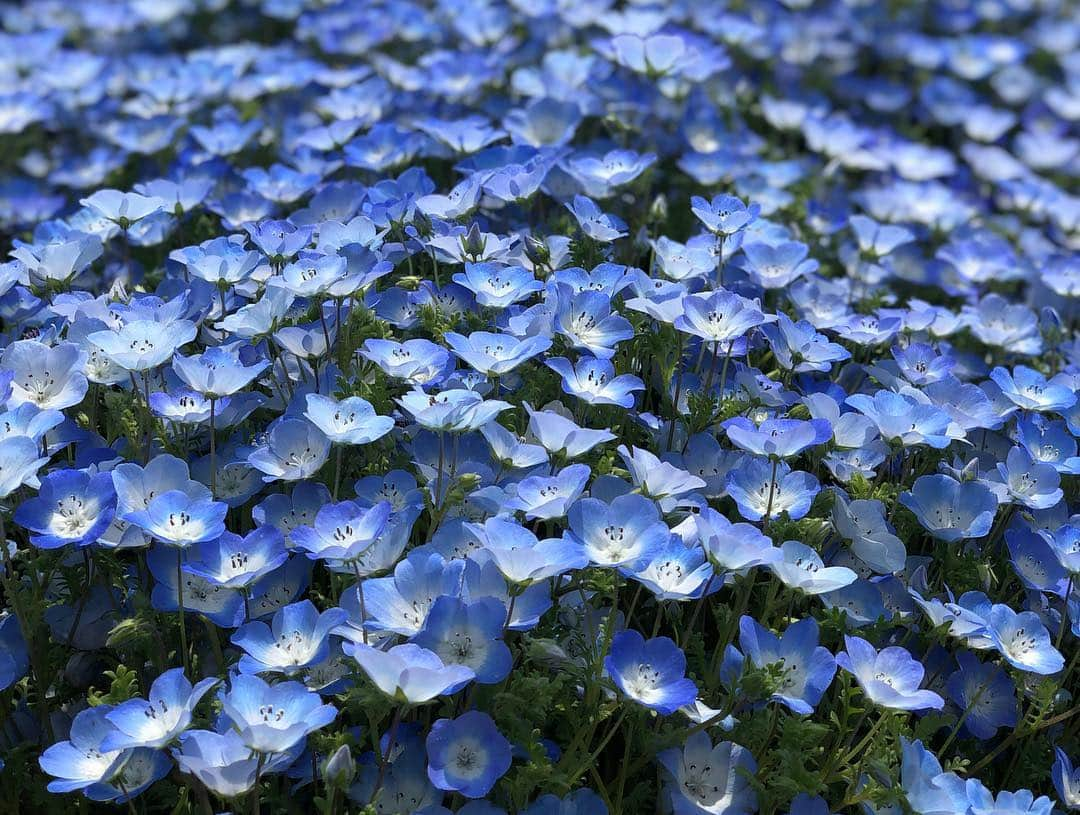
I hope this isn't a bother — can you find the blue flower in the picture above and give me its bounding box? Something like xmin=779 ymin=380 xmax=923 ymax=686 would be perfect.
xmin=426 ymin=711 xmax=511 ymax=798
xmin=39 ymin=707 xmax=126 ymax=794
xmin=505 ymin=464 xmax=590 ymax=520
xmin=345 ymin=642 xmax=474 ymax=703
xmin=89 ymin=319 xmax=197 ymax=371
xmin=525 ymin=404 xmax=616 ymax=458
xmin=986 ymin=604 xmax=1064 ymax=675
xmin=846 ymin=390 xmax=960 ymax=449
xmin=762 ymin=315 xmax=850 ymax=373
xmin=412 ymin=596 xmax=512 ymax=684
xmin=618 ymin=444 xmax=706 ymax=502
xmin=945 ymin=652 xmax=1017 ymax=740
xmin=993 ymin=446 xmax=1063 ymax=510
xmin=524 ymin=789 xmax=608 ymax=815
xmin=360 ymin=338 xmax=452 ymax=386
xmin=1052 ymin=747 xmax=1080 ymax=811
xmin=445 ymin=330 xmax=551 ymax=377
xmin=630 ymin=543 xmax=714 ymax=601
xmin=989 ymin=365 xmax=1076 ymax=413
xmin=126 ymin=489 xmax=228 ymax=547
xmin=690 ymin=194 xmax=760 ymax=235
xmin=566 ymin=195 xmax=628 ymax=242
xmin=605 ymin=629 xmax=697 ymax=715
xmin=770 ymin=542 xmax=857 ymax=595
xmin=739 ymin=616 xmax=836 ymax=715
xmin=0 ymin=435 xmax=49 ymax=497
xmin=741 ymin=240 xmax=818 ymax=289
xmin=183 ymin=526 xmax=288 ymax=589
xmin=232 ymin=599 xmax=346 ymax=675
xmin=14 ymin=468 xmax=116 ymax=549
xmin=724 ymin=417 xmax=832 ymax=460
xmin=692 ymin=507 xmax=780 ymax=572
xmin=1 ymin=340 xmax=88 ymax=410
xmin=172 ymin=729 xmax=261 ymax=799
xmin=726 ymin=458 xmax=820 ymax=522
xmin=219 ymin=673 xmax=337 ymax=754
xmin=474 ymin=517 xmax=588 ymax=586
xmin=566 ymin=493 xmax=670 ymax=568
xmin=248 ymin=418 xmax=332 ymax=482
xmin=900 ymin=474 xmax=998 ymax=542
xmin=303 ymin=393 xmax=394 ymax=446
xmin=546 ymin=356 xmax=644 ymax=408
xmin=836 ymin=635 xmax=944 ymax=712
xmin=398 ymin=388 xmax=511 ymax=433
xmin=291 ymin=500 xmax=393 ymax=563
xmin=554 ymin=285 xmax=635 ymax=359
xmin=102 ymin=668 xmax=217 ymax=750
xmin=452 ymin=262 xmax=542 ymax=309
xmin=0 ymin=614 xmax=28 ymax=691
xmin=657 ymin=732 xmax=757 ymax=815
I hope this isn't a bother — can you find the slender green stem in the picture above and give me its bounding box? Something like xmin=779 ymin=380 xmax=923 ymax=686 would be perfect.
xmin=175 ymin=548 xmax=189 ymax=674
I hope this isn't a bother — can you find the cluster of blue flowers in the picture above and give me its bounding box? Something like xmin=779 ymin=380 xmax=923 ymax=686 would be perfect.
xmin=0 ymin=0 xmax=1078 ymax=813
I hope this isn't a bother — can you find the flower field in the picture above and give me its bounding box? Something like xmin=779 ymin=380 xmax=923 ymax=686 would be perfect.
xmin=0 ymin=0 xmax=1078 ymax=813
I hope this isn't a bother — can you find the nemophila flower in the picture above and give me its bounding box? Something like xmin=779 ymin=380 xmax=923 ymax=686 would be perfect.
xmin=291 ymin=500 xmax=392 ymax=563
xmin=986 ymin=604 xmax=1064 ymax=674
xmin=0 ymin=435 xmax=49 ymax=496
xmin=605 ymin=630 xmax=697 ymax=715
xmin=524 ymin=789 xmax=607 ymax=815
xmin=474 ymin=517 xmax=587 ymax=586
xmin=426 ymin=711 xmax=511 ymax=799
xmin=657 ymin=732 xmax=757 ymax=815
xmin=966 ymin=784 xmax=1054 ymax=815
xmin=412 ymin=596 xmax=512 ymax=684
xmin=726 ymin=458 xmax=820 ymax=522
xmin=359 ymin=550 xmax=461 ymax=636
xmin=1005 ymin=527 xmax=1070 ymax=595
xmin=1015 ymin=418 xmax=1080 ymax=475
xmin=14 ymin=468 xmax=116 ymax=549
xmin=303 ymin=394 xmax=394 ymax=445
xmin=452 ymin=262 xmax=541 ymax=309
xmin=1041 ymin=524 xmax=1080 ymax=576
xmin=244 ymin=220 xmax=314 ymax=263
xmin=398 ymin=388 xmax=510 ymax=433
xmin=248 ymin=418 xmax=331 ymax=482
xmin=444 ymin=331 xmax=551 ymax=377
xmin=360 ymin=338 xmax=452 ymax=386
xmin=39 ymin=707 xmax=126 ymax=794
xmin=565 ymin=195 xmax=627 ymax=242
xmin=554 ymin=286 xmax=635 ymax=359
xmin=724 ymin=417 xmax=832 ymax=460
xmin=945 ymin=652 xmax=1017 ymax=740
xmin=148 ymin=544 xmax=245 ymax=627
xmin=217 ymin=284 xmax=295 ymax=339
xmin=219 ymin=674 xmax=337 ymax=754
xmin=836 ymin=636 xmax=944 ymax=712
xmin=545 ymin=356 xmax=643 ymax=408
xmin=0 ymin=614 xmax=28 ymax=691
xmin=181 ymin=236 xmax=262 ymax=286
xmin=900 ymin=475 xmax=998 ymax=542
xmin=738 ymin=616 xmax=837 ymax=715
xmin=505 ymin=463 xmax=590 ymax=520
xmin=566 ymin=493 xmax=670 ymax=568
xmin=172 ymin=729 xmax=261 ymax=799
xmin=630 ymin=542 xmax=714 ymax=601
xmin=183 ymin=526 xmax=288 ymax=590
xmin=848 ymin=214 xmax=914 ymax=258
xmin=741 ymin=241 xmax=818 ymax=290
xmin=992 ymin=446 xmax=1064 ymax=510
xmin=172 ymin=344 xmax=268 ymax=398
xmin=232 ymin=599 xmax=346 ymax=675
xmin=479 ymin=422 xmax=548 ymax=472
xmin=691 ymin=194 xmax=760 ymax=236
xmin=846 ymin=390 xmax=961 ymax=449
xmin=831 ymin=495 xmax=906 ymax=574
xmin=89 ymin=319 xmax=197 ymax=372
xmin=771 ymin=542 xmax=857 ymax=595
xmin=989 ymin=366 xmax=1076 ymax=413
xmin=900 ymin=738 xmax=970 ymax=815
xmin=888 ymin=343 xmax=956 ymax=386
xmin=345 ymin=642 xmax=475 ymax=703
xmin=81 ymin=189 xmax=164 ymax=228
xmin=84 ymin=747 xmax=171 ymax=805
xmin=673 ymin=289 xmax=768 ymax=346
xmin=762 ymin=314 xmax=850 ymax=373
xmin=525 ymin=404 xmax=616 ymax=458
xmin=1 ymin=340 xmax=88 ymax=410
xmin=618 ymin=445 xmax=706 ymax=502
xmin=126 ymin=490 xmax=227 ymax=547
xmin=101 ymin=668 xmax=217 ymax=750
xmin=1052 ymin=747 xmax=1080 ymax=810
xmin=692 ymin=507 xmax=780 ymax=573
